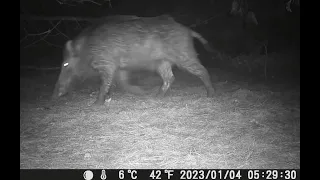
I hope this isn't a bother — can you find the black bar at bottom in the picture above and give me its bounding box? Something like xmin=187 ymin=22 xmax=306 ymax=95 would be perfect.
xmin=20 ymin=169 xmax=300 ymax=180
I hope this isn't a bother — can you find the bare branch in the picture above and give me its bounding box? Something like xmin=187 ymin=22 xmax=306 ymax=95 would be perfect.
xmin=55 ymin=0 xmax=111 ymax=6
xmin=20 ymin=15 xmax=99 ymax=22
xmin=20 ymin=14 xmax=143 ymax=48
xmin=20 ymin=15 xmax=141 ymax=23
xmin=189 ymin=13 xmax=224 ymax=28
xmin=26 ymin=29 xmax=52 ymax=36
xmin=20 ymin=66 xmax=60 ymax=70
xmin=49 ymin=21 xmax=70 ymax=40
xmin=21 ymin=20 xmax=66 ymax=48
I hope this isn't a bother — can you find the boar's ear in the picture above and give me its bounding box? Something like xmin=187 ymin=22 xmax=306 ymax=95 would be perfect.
xmin=74 ymin=38 xmax=84 ymax=52
xmin=65 ymin=40 xmax=74 ymax=52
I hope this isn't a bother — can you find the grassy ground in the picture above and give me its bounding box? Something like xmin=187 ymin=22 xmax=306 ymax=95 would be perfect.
xmin=20 ymin=66 xmax=300 ymax=169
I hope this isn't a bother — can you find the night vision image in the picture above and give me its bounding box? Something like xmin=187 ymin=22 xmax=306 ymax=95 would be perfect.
xmin=20 ymin=0 xmax=299 ymax=170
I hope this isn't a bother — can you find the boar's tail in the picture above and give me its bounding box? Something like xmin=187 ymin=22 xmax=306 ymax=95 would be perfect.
xmin=191 ymin=31 xmax=219 ymax=54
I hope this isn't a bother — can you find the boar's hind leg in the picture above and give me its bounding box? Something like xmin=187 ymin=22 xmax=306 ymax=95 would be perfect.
xmin=180 ymin=61 xmax=215 ymax=97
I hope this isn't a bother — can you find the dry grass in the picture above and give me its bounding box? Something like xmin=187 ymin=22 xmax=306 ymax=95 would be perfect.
xmin=20 ymin=70 xmax=300 ymax=169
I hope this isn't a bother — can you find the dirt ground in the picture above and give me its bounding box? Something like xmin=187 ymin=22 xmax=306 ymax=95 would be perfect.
xmin=20 ymin=67 xmax=300 ymax=169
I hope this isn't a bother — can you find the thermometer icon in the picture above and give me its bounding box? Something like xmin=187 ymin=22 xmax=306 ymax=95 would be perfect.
xmin=101 ymin=169 xmax=107 ymax=180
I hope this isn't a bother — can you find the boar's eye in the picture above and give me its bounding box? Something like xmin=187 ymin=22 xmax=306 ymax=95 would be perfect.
xmin=63 ymin=62 xmax=69 ymax=67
